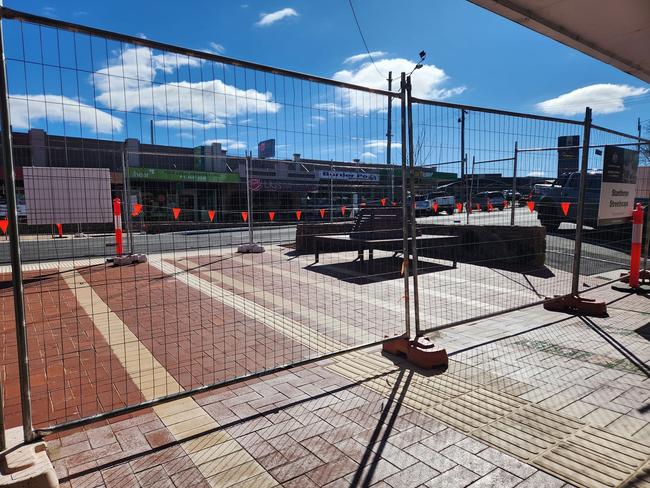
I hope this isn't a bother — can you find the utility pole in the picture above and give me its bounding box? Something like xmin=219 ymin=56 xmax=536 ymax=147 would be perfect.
xmin=387 ymin=71 xmax=392 ymax=164
xmin=387 ymin=71 xmax=394 ymax=203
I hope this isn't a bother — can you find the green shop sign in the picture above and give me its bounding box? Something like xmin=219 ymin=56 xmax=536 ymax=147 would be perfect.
xmin=129 ymin=167 xmax=240 ymax=184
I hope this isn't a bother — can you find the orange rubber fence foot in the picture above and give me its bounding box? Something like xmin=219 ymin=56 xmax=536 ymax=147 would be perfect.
xmin=619 ymin=270 xmax=650 ymax=284
xmin=543 ymin=294 xmax=608 ymax=318
xmin=382 ymin=335 xmax=448 ymax=369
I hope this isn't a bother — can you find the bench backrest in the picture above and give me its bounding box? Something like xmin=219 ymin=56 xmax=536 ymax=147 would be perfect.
xmin=349 ymin=208 xmax=407 ymax=240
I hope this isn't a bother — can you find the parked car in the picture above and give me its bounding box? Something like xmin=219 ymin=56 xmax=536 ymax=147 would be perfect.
xmin=413 ymin=194 xmax=432 ymax=217
xmin=471 ymin=191 xmax=505 ymax=211
xmin=0 ymin=195 xmax=28 ymax=221
xmin=502 ymin=189 xmax=521 ymax=204
xmin=411 ymin=192 xmax=455 ymax=216
xmin=429 ymin=192 xmax=455 ymax=215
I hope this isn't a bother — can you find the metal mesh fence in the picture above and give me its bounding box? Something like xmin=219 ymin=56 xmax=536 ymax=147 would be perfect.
xmin=0 ymin=13 xmax=410 ymax=433
xmin=408 ymin=98 xmax=587 ymax=331
xmin=0 ymin=8 xmax=648 ymax=440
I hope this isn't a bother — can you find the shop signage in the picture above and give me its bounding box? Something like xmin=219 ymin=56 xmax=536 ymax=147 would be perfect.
xmin=318 ymin=170 xmax=379 ymax=182
xmin=597 ymin=145 xmax=639 ymax=225
xmin=558 ymin=135 xmax=580 ymax=177
xmin=128 ymin=167 xmax=240 ymax=184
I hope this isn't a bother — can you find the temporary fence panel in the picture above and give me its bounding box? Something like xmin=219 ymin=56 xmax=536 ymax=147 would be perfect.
xmin=1 ymin=6 xmax=648 ymax=441
xmin=408 ymin=95 xmax=588 ymax=332
xmin=0 ymin=10 xmax=409 ymax=436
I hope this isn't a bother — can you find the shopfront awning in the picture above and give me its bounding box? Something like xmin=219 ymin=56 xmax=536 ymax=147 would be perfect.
xmin=468 ymin=0 xmax=650 ymax=83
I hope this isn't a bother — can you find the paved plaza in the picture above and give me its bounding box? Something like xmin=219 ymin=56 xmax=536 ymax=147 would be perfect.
xmin=1 ymin=244 xmax=648 ymax=487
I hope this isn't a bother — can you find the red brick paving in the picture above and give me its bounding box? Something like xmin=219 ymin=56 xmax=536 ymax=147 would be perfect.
xmin=0 ymin=271 xmax=144 ymax=429
xmin=184 ymin=253 xmax=404 ymax=345
xmin=80 ymin=263 xmax=311 ymax=392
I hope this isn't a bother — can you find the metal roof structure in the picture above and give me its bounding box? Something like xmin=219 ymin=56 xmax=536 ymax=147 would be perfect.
xmin=469 ymin=0 xmax=650 ymax=83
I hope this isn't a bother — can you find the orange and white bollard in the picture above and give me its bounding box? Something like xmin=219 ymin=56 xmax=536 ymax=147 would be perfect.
xmin=113 ymin=197 xmax=123 ymax=257
xmin=629 ymin=203 xmax=643 ymax=289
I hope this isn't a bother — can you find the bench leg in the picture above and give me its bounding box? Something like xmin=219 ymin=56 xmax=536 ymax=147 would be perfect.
xmin=314 ymin=251 xmax=319 ymax=263
xmin=369 ymin=248 xmax=374 ymax=261
xmin=358 ymin=249 xmax=364 ymax=262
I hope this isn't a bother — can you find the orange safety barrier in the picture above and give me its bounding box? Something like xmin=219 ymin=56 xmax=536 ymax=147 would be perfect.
xmin=629 ymin=203 xmax=644 ymax=288
xmin=112 ymin=198 xmax=122 ymax=256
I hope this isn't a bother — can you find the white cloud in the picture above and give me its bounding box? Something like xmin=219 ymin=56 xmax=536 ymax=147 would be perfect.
xmin=207 ymin=42 xmax=226 ymax=54
xmin=359 ymin=152 xmax=377 ymax=161
xmin=204 ymin=138 xmax=247 ymax=150
xmin=536 ymin=84 xmax=649 ymax=116
xmin=312 ymin=115 xmax=325 ymax=122
xmin=344 ymin=51 xmax=386 ymax=65
xmin=93 ymin=47 xmax=280 ymax=129
xmin=334 ymin=58 xmax=465 ymax=100
xmin=9 ymin=94 xmax=123 ymax=134
xmin=324 ymin=58 xmax=464 ymax=114
xmin=365 ymin=139 xmax=401 ymax=151
xmin=154 ymin=119 xmax=225 ymax=131
xmin=255 ymin=8 xmax=298 ymax=27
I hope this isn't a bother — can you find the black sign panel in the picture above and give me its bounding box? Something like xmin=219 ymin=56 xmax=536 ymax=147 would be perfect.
xmin=602 ymin=145 xmax=639 ymax=184
xmin=557 ymin=135 xmax=579 ymax=177
xmin=258 ymin=139 xmax=275 ymax=159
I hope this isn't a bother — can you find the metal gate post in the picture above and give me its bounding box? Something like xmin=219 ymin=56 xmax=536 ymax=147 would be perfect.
xmin=571 ymin=107 xmax=592 ymax=295
xmin=460 ymin=109 xmax=466 ymax=214
xmin=0 ymin=17 xmax=35 ymax=443
xmin=510 ymin=141 xmax=518 ymax=226
xmin=406 ymin=75 xmax=421 ymax=336
xmin=248 ymin=151 xmax=253 ymax=243
xmin=1 ymin=376 xmax=6 ymax=451
xmin=400 ymin=72 xmax=411 ymax=338
xmin=544 ymin=106 xmax=606 ymax=316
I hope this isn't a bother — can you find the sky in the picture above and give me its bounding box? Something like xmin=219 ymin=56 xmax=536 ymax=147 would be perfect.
xmin=5 ymin=0 xmax=650 ymax=175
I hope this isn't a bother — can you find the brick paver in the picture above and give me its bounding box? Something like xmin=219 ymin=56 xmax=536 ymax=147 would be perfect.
xmin=2 ymin=245 xmax=649 ymax=487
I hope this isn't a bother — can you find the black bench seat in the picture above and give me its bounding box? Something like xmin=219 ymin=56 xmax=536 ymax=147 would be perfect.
xmin=312 ymin=208 xmax=459 ymax=267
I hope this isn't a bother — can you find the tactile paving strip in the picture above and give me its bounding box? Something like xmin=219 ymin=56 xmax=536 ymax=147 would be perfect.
xmin=328 ymin=350 xmax=650 ymax=488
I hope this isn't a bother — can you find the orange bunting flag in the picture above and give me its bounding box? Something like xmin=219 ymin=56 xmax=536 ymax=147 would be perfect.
xmin=56 ymin=223 xmax=63 ymax=237
xmin=392 ymin=201 xmax=398 ymax=207
xmin=208 ymin=210 xmax=216 ymax=222
xmin=172 ymin=207 xmax=181 ymax=220
xmin=487 ymin=202 xmax=493 ymax=212
xmin=341 ymin=206 xmax=346 ymax=216
xmin=0 ymin=219 xmax=7 ymax=234
xmin=433 ymin=202 xmax=439 ymax=213
xmin=456 ymin=202 xmax=463 ymax=213
xmin=319 ymin=208 xmax=326 ymax=218
xmin=241 ymin=211 xmax=249 ymax=222
xmin=268 ymin=211 xmax=276 ymax=221
xmin=132 ymin=203 xmax=142 ymax=217
xmin=476 ymin=203 xmax=481 ymax=211
xmin=380 ymin=198 xmax=387 ymax=207
xmin=295 ymin=210 xmax=302 ymax=220
xmin=504 ymin=200 xmax=509 ymax=209
xmin=527 ymin=201 xmax=535 ymax=213
xmin=561 ymin=202 xmax=570 ymax=216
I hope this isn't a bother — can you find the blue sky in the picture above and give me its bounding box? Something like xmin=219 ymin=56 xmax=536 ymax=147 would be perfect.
xmin=5 ymin=0 xmax=649 ymax=175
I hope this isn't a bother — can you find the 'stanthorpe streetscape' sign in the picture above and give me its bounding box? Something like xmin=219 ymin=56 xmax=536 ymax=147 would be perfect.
xmin=318 ymin=170 xmax=379 ymax=182
xmin=597 ymin=145 xmax=639 ymax=226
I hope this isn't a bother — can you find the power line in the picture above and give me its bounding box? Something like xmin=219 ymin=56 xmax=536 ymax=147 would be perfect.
xmin=347 ymin=0 xmax=385 ymax=79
